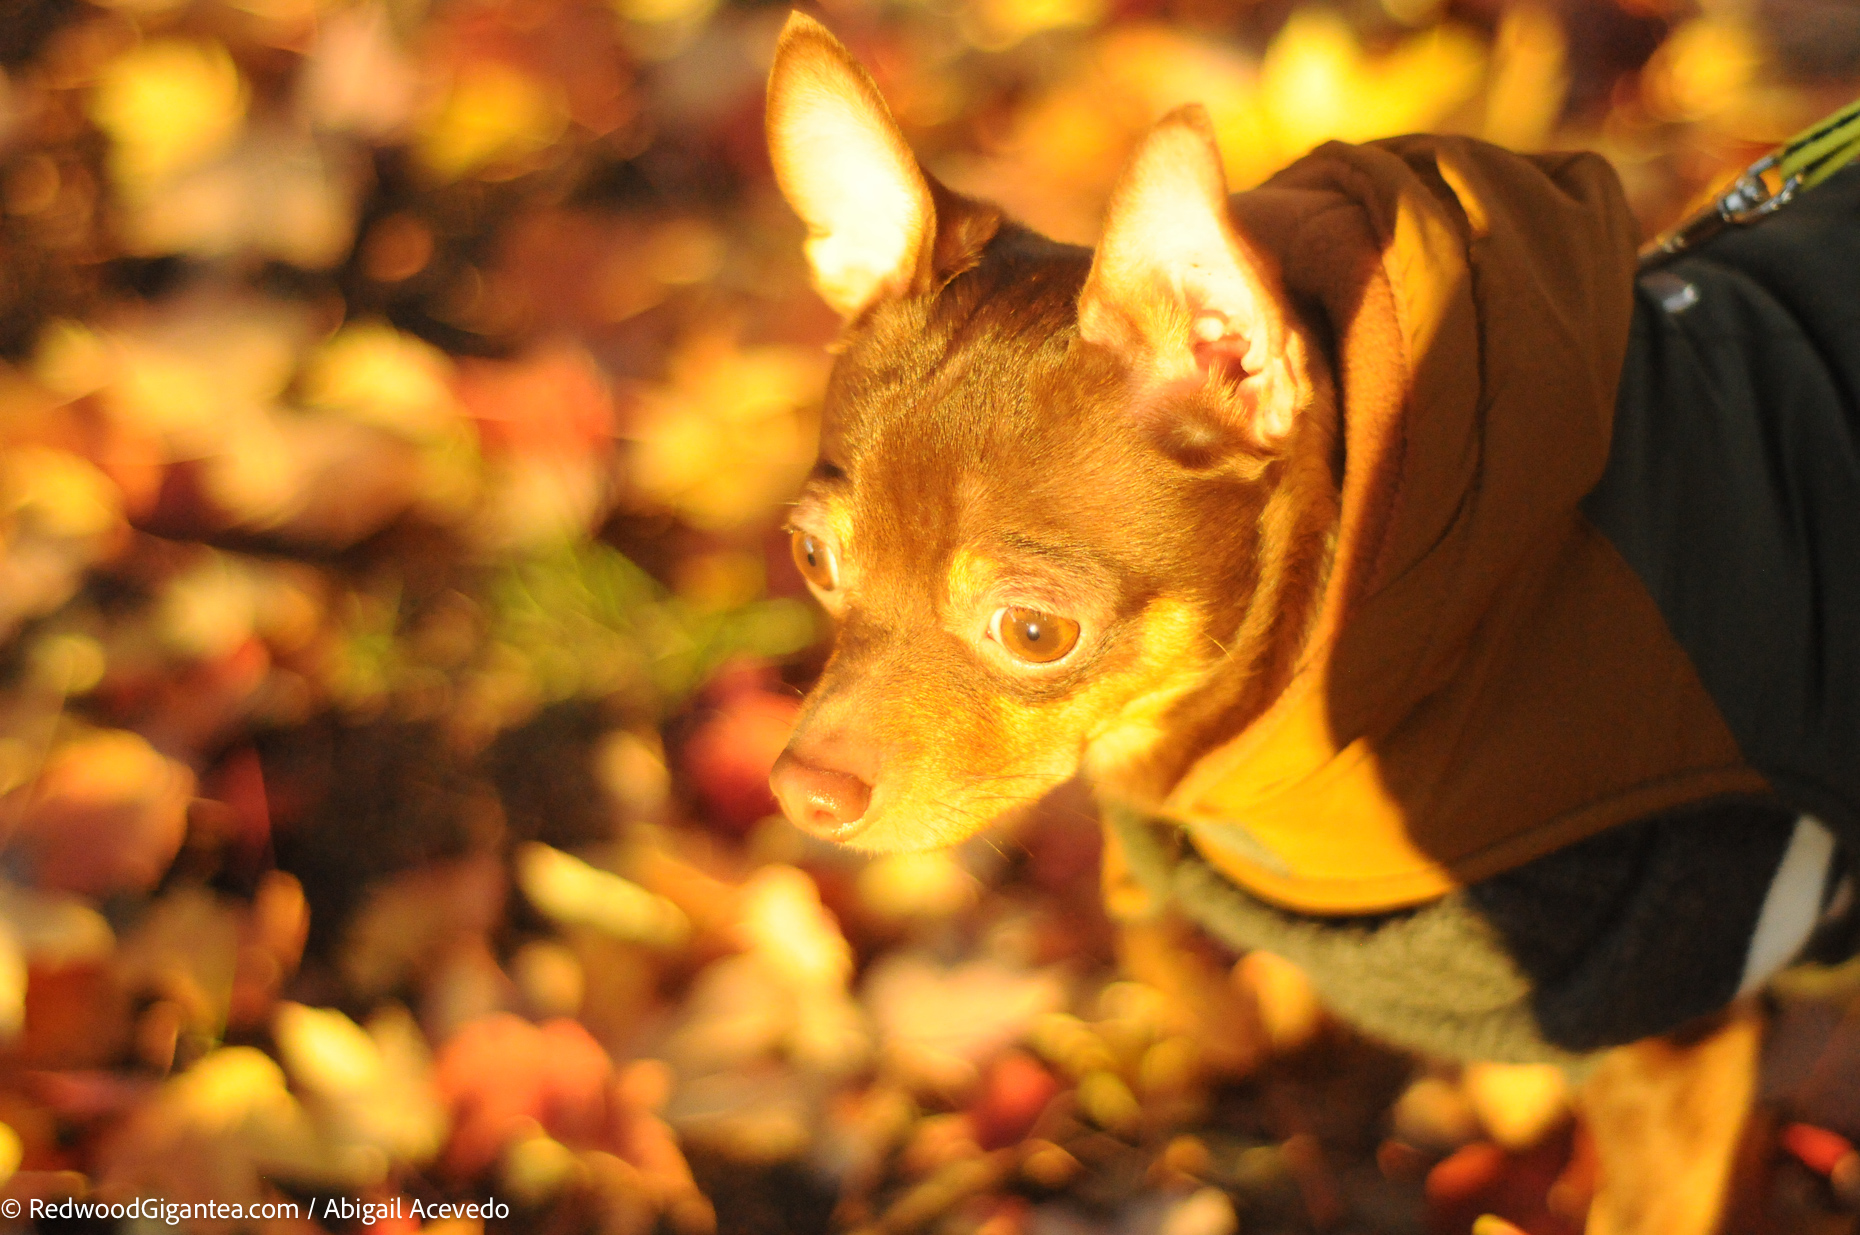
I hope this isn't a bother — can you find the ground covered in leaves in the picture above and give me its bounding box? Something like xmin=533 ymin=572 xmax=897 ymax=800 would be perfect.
xmin=0 ymin=0 xmax=1857 ymax=1231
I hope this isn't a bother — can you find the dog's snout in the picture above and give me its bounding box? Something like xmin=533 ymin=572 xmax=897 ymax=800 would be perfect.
xmin=770 ymin=750 xmax=873 ymax=840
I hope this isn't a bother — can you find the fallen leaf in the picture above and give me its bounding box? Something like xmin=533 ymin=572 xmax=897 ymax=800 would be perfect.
xmin=9 ymin=730 xmax=193 ymax=898
xmin=434 ymin=1014 xmax=614 ymax=1176
xmin=516 ymin=843 xmax=690 ymax=948
xmin=90 ymin=40 xmax=247 ymax=193
xmin=864 ymin=954 xmax=1068 ymax=1096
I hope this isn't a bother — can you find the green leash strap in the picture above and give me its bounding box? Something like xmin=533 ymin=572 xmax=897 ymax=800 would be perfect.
xmin=1779 ymin=94 xmax=1860 ymax=188
xmin=1638 ymin=95 xmax=1860 ymax=271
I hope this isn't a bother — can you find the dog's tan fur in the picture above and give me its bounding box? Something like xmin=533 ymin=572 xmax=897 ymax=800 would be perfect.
xmin=765 ymin=14 xmax=1773 ymax=1233
xmin=1579 ymin=1003 xmax=1766 ymax=1235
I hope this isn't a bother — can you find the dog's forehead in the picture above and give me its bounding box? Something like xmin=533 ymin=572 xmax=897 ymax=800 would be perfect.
xmin=821 ymin=241 xmax=1108 ymax=476
xmin=801 ymin=226 xmax=1212 ymax=587
xmin=826 ymin=312 xmax=1104 ymax=551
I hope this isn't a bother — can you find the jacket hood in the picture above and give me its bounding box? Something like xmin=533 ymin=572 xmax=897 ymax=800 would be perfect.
xmin=1158 ymin=136 xmax=1765 ymax=913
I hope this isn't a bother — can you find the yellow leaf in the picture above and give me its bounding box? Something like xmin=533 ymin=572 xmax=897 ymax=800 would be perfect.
xmin=614 ymin=0 xmax=717 ymax=28
xmin=84 ymin=297 xmax=308 ymax=444
xmin=857 ymin=852 xmax=980 ymax=920
xmin=1482 ymin=5 xmax=1569 ymax=151
xmin=44 ymin=728 xmax=174 ymax=801
xmin=0 ymin=923 xmax=22 ymax=1042
xmin=273 ymin=1002 xmax=446 ymax=1168
xmin=165 ymin=1046 xmax=299 ymax=1133
xmin=275 ymin=1003 xmax=379 ymax=1093
xmin=417 ymin=62 xmax=568 ymax=181
xmin=1365 ymin=25 xmax=1487 ymax=136
xmin=964 ymin=0 xmax=1108 ymax=53
xmin=0 ymin=446 xmax=122 ymax=539
xmin=1095 ymin=28 xmax=1268 ymax=187
xmin=300 ymin=323 xmax=462 ymax=442
xmin=32 ymin=321 xmax=113 ymax=402
xmin=629 ymin=335 xmax=825 ymax=532
xmin=90 ymin=40 xmax=246 ymax=192
xmin=1644 ymin=19 xmax=1763 ymax=124
xmin=1462 ymin=1060 xmax=1572 ymax=1150
xmin=738 ymin=865 xmax=852 ymax=988
xmin=157 ymin=552 xmax=258 ymax=660
xmin=515 ymin=842 xmax=690 ymax=947
xmin=1260 ymin=11 xmax=1485 ymax=156
xmin=1260 ymin=10 xmax=1366 ymax=154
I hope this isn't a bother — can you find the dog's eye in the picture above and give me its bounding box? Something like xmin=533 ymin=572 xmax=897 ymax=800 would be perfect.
xmin=791 ymin=531 xmax=840 ymax=591
xmin=991 ymin=607 xmax=1080 ymax=664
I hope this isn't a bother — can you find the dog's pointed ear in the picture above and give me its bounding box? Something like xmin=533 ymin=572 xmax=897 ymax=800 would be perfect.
xmin=1078 ymin=106 xmax=1305 ymax=445
xmin=767 ymin=13 xmax=994 ymax=319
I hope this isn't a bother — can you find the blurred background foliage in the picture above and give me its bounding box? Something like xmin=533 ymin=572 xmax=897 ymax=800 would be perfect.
xmin=0 ymin=0 xmax=1856 ymax=1231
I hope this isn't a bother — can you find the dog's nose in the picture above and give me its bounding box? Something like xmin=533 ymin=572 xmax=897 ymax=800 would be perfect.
xmin=769 ymin=750 xmax=872 ymax=840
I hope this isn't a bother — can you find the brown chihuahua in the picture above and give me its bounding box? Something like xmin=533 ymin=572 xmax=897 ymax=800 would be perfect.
xmin=764 ymin=22 xmax=1335 ymax=855
xmin=765 ymin=11 xmax=1860 ymax=1233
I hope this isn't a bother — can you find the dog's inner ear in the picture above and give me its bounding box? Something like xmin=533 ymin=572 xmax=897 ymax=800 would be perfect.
xmin=1078 ymin=106 xmax=1304 ymax=446
xmin=766 ymin=13 xmax=997 ymax=319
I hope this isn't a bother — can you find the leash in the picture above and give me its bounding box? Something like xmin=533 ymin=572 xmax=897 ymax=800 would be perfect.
xmin=1638 ymin=95 xmax=1860 ymax=271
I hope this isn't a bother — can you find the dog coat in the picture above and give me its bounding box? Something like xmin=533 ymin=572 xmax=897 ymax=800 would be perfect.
xmin=1113 ymin=149 xmax=1860 ymax=1060
xmin=1140 ymin=137 xmax=1858 ymax=913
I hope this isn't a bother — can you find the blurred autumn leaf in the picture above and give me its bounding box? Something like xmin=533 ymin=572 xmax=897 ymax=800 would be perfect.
xmin=90 ymin=39 xmax=246 ymax=193
xmin=628 ymin=332 xmax=827 ymax=534
xmin=417 ymin=61 xmax=571 ymax=182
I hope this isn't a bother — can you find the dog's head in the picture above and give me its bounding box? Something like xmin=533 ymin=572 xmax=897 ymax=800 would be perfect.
xmin=766 ymin=13 xmax=1337 ymax=851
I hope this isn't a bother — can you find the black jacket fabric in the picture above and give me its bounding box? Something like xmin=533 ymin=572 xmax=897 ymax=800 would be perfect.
xmin=1586 ymin=164 xmax=1860 ymax=855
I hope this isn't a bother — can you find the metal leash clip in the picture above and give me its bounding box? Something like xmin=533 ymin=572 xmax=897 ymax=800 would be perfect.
xmin=1638 ymin=94 xmax=1860 ymax=272
xmin=1716 ymin=152 xmax=1801 ymax=223
xmin=1638 ymin=153 xmax=1800 ymax=271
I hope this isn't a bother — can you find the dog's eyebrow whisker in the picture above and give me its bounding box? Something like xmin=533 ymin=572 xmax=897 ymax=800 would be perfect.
xmin=952 ymin=783 xmax=1046 ymax=802
xmin=925 ymin=794 xmax=985 ymax=822
xmin=955 ymin=772 xmax=1044 ymax=787
xmin=1205 ymin=631 xmax=1242 ymax=666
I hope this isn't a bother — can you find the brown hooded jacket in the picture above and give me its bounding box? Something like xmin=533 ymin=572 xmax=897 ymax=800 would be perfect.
xmin=1158 ymin=137 xmax=1771 ymax=914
